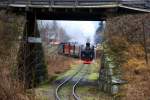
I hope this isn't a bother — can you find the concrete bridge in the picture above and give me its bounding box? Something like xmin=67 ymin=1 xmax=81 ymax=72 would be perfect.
xmin=0 ymin=0 xmax=149 ymax=88
xmin=0 ymin=0 xmax=150 ymax=20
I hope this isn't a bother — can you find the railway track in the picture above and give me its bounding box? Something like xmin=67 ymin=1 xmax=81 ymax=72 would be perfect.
xmin=72 ymin=76 xmax=83 ymax=100
xmin=55 ymin=64 xmax=88 ymax=100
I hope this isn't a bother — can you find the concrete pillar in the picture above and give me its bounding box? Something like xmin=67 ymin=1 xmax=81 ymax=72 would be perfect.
xmin=18 ymin=12 xmax=47 ymax=88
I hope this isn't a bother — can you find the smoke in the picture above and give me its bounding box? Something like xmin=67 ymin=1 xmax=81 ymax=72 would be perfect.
xmin=38 ymin=20 xmax=99 ymax=45
xmin=59 ymin=21 xmax=99 ymax=45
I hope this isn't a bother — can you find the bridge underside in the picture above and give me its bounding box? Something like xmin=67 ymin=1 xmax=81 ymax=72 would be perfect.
xmin=6 ymin=5 xmax=150 ymax=20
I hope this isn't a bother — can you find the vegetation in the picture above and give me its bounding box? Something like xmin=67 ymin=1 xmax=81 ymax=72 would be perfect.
xmin=0 ymin=11 xmax=32 ymax=100
xmin=103 ymin=14 xmax=150 ymax=100
xmin=38 ymin=21 xmax=73 ymax=83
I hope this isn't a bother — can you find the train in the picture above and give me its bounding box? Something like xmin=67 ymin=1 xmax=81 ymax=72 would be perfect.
xmin=80 ymin=42 xmax=95 ymax=64
xmin=58 ymin=42 xmax=95 ymax=64
xmin=58 ymin=42 xmax=81 ymax=58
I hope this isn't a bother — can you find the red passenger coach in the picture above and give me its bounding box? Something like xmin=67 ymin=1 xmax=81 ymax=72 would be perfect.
xmin=64 ymin=44 xmax=71 ymax=55
xmin=58 ymin=42 xmax=81 ymax=58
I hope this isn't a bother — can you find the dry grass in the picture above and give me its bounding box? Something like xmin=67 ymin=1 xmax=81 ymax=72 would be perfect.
xmin=122 ymin=58 xmax=150 ymax=100
xmin=0 ymin=67 xmax=29 ymax=100
xmin=121 ymin=44 xmax=150 ymax=100
xmin=42 ymin=45 xmax=79 ymax=80
xmin=104 ymin=14 xmax=150 ymax=100
xmin=47 ymin=54 xmax=78 ymax=80
xmin=0 ymin=11 xmax=32 ymax=100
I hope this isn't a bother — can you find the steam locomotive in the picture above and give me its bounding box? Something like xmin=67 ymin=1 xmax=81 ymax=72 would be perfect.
xmin=81 ymin=42 xmax=95 ymax=64
xmin=58 ymin=42 xmax=95 ymax=64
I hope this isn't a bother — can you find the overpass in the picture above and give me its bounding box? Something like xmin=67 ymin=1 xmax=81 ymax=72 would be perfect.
xmin=0 ymin=0 xmax=150 ymax=20
xmin=0 ymin=0 xmax=149 ymax=88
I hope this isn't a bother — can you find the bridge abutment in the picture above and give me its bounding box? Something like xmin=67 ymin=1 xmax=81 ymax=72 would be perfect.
xmin=18 ymin=12 xmax=47 ymax=88
xmin=99 ymin=52 xmax=126 ymax=97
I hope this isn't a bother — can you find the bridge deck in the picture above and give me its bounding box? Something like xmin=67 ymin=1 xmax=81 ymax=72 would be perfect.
xmin=0 ymin=0 xmax=149 ymax=9
xmin=0 ymin=0 xmax=149 ymax=20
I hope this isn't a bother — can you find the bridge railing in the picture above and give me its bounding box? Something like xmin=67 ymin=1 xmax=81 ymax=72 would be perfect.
xmin=0 ymin=0 xmax=147 ymax=5
xmin=0 ymin=0 xmax=149 ymax=9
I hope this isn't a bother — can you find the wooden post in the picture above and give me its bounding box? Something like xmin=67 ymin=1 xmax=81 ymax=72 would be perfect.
xmin=142 ymin=20 xmax=149 ymax=65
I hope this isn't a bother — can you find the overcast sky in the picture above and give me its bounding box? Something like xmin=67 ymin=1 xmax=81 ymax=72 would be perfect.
xmin=39 ymin=20 xmax=100 ymax=44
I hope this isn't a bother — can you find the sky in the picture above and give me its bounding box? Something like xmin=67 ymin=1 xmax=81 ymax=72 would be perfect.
xmin=59 ymin=21 xmax=99 ymax=44
xmin=39 ymin=20 xmax=100 ymax=45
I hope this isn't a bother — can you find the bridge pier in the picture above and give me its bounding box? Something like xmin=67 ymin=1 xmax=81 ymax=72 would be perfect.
xmin=99 ymin=53 xmax=126 ymax=96
xmin=18 ymin=12 xmax=47 ymax=88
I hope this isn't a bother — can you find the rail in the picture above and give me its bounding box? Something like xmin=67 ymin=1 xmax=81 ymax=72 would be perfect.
xmin=72 ymin=75 xmax=82 ymax=100
xmin=55 ymin=65 xmax=84 ymax=100
xmin=55 ymin=76 xmax=73 ymax=100
xmin=55 ymin=64 xmax=88 ymax=100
